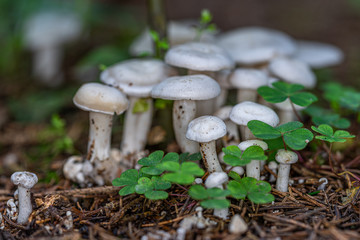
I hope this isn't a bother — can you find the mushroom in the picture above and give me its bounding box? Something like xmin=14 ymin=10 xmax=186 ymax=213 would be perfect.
xmin=275 ymin=149 xmax=298 ymax=192
xmin=186 ymin=116 xmax=226 ymax=173
xmin=151 ymin=74 xmax=221 ymax=153
xmin=317 ymin=177 xmax=329 ymax=191
xmin=229 ymin=68 xmax=268 ymax=103
xmin=100 ymin=59 xmax=173 ymax=156
xmin=268 ymin=161 xmax=278 ymax=182
xmin=214 ymin=69 xmax=233 ymax=110
xmin=273 ymin=98 xmax=305 ymax=124
xmin=205 ymin=172 xmax=229 ymax=219
xmin=238 ymin=140 xmax=268 ymax=180
xmin=229 ymin=214 xmax=248 ymax=234
xmin=11 ymin=171 xmax=38 ymax=225
xmin=214 ymin=106 xmax=240 ymax=147
xmin=24 ymin=11 xmax=82 ymax=87
xmin=230 ymin=101 xmax=279 ymax=140
xmin=73 ymin=83 xmax=129 ymax=184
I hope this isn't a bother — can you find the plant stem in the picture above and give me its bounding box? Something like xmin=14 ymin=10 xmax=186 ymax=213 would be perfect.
xmin=289 ymin=100 xmax=302 ymax=122
xmin=147 ymin=0 xmax=167 ymax=59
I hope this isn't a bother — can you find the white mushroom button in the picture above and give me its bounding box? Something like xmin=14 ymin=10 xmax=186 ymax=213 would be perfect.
xmin=205 ymin=172 xmax=229 ymax=219
xmin=214 ymin=106 xmax=240 ymax=147
xmin=275 ymin=149 xmax=298 ymax=192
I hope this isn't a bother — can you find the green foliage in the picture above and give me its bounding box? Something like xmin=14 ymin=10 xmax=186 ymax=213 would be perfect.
xmin=304 ymin=105 xmax=351 ymax=129
xmin=227 ymin=177 xmax=274 ymax=204
xmin=112 ymin=169 xmax=139 ymax=195
xmin=133 ymin=98 xmax=150 ymax=113
xmin=311 ymin=124 xmax=355 ymax=143
xmin=188 ymin=185 xmax=230 ymax=209
xmin=161 ymin=161 xmax=204 ymax=185
xmin=179 ymin=152 xmax=202 ymax=163
xmin=154 ymin=99 xmax=173 ymax=110
xmin=149 ymin=30 xmax=169 ymax=51
xmin=258 ymin=82 xmax=318 ymax=107
xmin=195 ymin=9 xmax=217 ymax=40
xmin=222 ymin=145 xmax=267 ymax=166
xmin=248 ymin=120 xmax=314 ymax=150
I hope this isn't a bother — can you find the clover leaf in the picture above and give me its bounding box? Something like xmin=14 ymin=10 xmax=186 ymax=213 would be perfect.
xmin=188 ymin=185 xmax=230 ymax=209
xmin=222 ymin=145 xmax=267 ymax=166
xmin=138 ymin=151 xmax=179 ymax=175
xmin=179 ymin=152 xmax=202 ymax=163
xmin=258 ymin=81 xmax=317 ymax=107
xmin=161 ymin=161 xmax=205 ymax=184
xmin=135 ymin=176 xmax=171 ymax=200
xmin=304 ymin=105 xmax=350 ymax=129
xmin=112 ymin=169 xmax=139 ymax=196
xmin=227 ymin=177 xmax=274 ymax=204
xmin=311 ymin=124 xmax=355 ymax=143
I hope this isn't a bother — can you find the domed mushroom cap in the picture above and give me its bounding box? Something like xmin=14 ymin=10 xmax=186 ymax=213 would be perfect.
xmin=268 ymin=161 xmax=278 ymax=169
xmin=11 ymin=171 xmax=38 ymax=189
xmin=274 ymin=98 xmax=305 ymax=111
xmin=151 ymin=74 xmax=220 ymax=101
xmin=73 ymin=83 xmax=129 ymax=115
xmin=295 ymin=40 xmax=344 ymax=69
xmin=100 ymin=59 xmax=173 ymax=97
xmin=24 ymin=12 xmax=82 ymax=49
xmin=268 ymin=57 xmax=316 ymax=88
xmin=230 ymin=68 xmax=268 ymax=89
xmin=186 ymin=116 xmax=226 ymax=143
xmin=217 ymin=27 xmax=297 ymax=65
xmin=275 ymin=149 xmax=298 ymax=164
xmin=230 ymin=101 xmax=279 ymax=127
xmin=214 ymin=106 xmax=233 ymax=120
xmin=205 ymin=172 xmax=228 ymax=188
xmin=165 ymin=42 xmax=234 ymax=71
xmin=238 ymin=140 xmax=268 ymax=151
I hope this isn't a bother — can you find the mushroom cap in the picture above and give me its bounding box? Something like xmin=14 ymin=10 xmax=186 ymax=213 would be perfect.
xmin=151 ymin=74 xmax=220 ymax=101
xmin=230 ymin=101 xmax=279 ymax=127
xmin=275 ymin=149 xmax=298 ymax=164
xmin=214 ymin=106 xmax=233 ymax=120
xmin=217 ymin=27 xmax=297 ymax=65
xmin=186 ymin=116 xmax=226 ymax=143
xmin=73 ymin=83 xmax=129 ymax=115
xmin=230 ymin=68 xmax=268 ymax=89
xmin=100 ymin=59 xmax=173 ymax=97
xmin=11 ymin=171 xmax=38 ymax=189
xmin=205 ymin=172 xmax=229 ymax=188
xmin=165 ymin=42 xmax=234 ymax=71
xmin=24 ymin=12 xmax=82 ymax=49
xmin=295 ymin=40 xmax=344 ymax=69
xmin=238 ymin=140 xmax=268 ymax=151
xmin=231 ymin=166 xmax=245 ymax=176
xmin=268 ymin=161 xmax=278 ymax=169
xmin=268 ymin=57 xmax=316 ymax=88
xmin=274 ymin=98 xmax=305 ymax=111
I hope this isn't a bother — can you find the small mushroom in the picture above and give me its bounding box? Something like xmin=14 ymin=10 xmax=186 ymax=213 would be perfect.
xmin=317 ymin=177 xmax=328 ymax=191
xmin=273 ymin=98 xmax=305 ymax=124
xmin=186 ymin=116 xmax=226 ymax=173
xmin=229 ymin=214 xmax=248 ymax=234
xmin=11 ymin=171 xmax=38 ymax=225
xmin=214 ymin=106 xmax=240 ymax=147
xmin=205 ymin=172 xmax=229 ymax=219
xmin=275 ymin=149 xmax=298 ymax=192
xmin=268 ymin=161 xmax=278 ymax=182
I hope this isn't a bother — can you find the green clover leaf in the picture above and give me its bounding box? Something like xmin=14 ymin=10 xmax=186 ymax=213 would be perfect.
xmin=188 ymin=185 xmax=230 ymax=209
xmin=162 ymin=162 xmax=204 ymax=185
xmin=304 ymin=105 xmax=350 ymax=129
xmin=222 ymin=145 xmax=267 ymax=166
xmin=312 ymin=124 xmax=355 ymax=143
xmin=139 ymin=151 xmax=180 ymax=176
xmin=112 ymin=169 xmax=139 ymax=196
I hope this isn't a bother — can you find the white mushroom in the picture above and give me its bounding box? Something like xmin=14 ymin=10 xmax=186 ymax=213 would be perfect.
xmin=214 ymin=106 xmax=240 ymax=147
xmin=273 ymin=98 xmax=305 ymax=124
xmin=186 ymin=116 xmax=226 ymax=173
xmin=6 ymin=199 xmax=17 ymax=221
xmin=268 ymin=161 xmax=278 ymax=182
xmin=317 ymin=177 xmax=329 ymax=191
xmin=229 ymin=214 xmax=248 ymax=234
xmin=11 ymin=171 xmax=38 ymax=225
xmin=275 ymin=149 xmax=298 ymax=192
xmin=205 ymin=172 xmax=229 ymax=219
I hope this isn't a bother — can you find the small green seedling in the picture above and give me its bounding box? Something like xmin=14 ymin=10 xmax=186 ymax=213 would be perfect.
xmin=248 ymin=120 xmax=314 ymax=151
xmin=222 ymin=145 xmax=267 ymax=166
xmin=133 ymin=98 xmax=150 ymax=113
xmin=161 ymin=161 xmax=204 ymax=185
xmin=138 ymin=151 xmax=179 ymax=176
xmin=188 ymin=185 xmax=230 ymax=209
xmin=304 ymin=105 xmax=350 ymax=129
xmin=149 ymin=30 xmax=169 ymax=59
xmin=195 ymin=9 xmax=217 ymax=40
xmin=311 ymin=124 xmax=355 ymax=143
xmin=227 ymin=176 xmax=274 ymax=204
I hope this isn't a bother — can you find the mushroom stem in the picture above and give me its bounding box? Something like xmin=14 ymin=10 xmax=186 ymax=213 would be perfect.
xmin=276 ymin=164 xmax=291 ymax=192
xmin=241 ymin=126 xmax=255 ymax=140
xmin=173 ymin=100 xmax=198 ymax=153
xmin=87 ymin=112 xmax=113 ymax=163
xmin=236 ymin=89 xmax=257 ymax=103
xmin=214 ymin=88 xmax=228 ymax=111
xmin=16 ymin=186 xmax=32 ymax=225
xmin=199 ymin=141 xmax=223 ymax=173
xmin=121 ymin=96 xmax=153 ymax=155
xmin=278 ymin=109 xmax=295 ymax=124
xmin=246 ymin=160 xmax=260 ymax=180
xmin=223 ymin=120 xmax=240 ymax=146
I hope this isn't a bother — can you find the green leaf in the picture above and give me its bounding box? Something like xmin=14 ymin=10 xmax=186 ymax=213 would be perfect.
xmin=248 ymin=192 xmax=275 ymax=204
xmin=242 ymin=146 xmax=267 ymax=161
xmin=312 ymin=124 xmax=355 ymax=143
xmin=257 ymin=86 xmax=287 ymax=103
xmin=200 ymin=199 xmax=230 ymax=209
xmin=187 ymin=152 xmax=202 ymax=161
xmin=154 ymin=99 xmax=173 ymax=110
xmin=227 ymin=180 xmax=246 ymax=199
xmin=140 ymin=166 xmax=164 ymax=176
xmin=290 ymin=92 xmax=318 ymax=107
xmin=138 ymin=150 xmax=164 ymax=166
xmin=132 ymin=98 xmax=149 ymax=113
xmin=135 ymin=177 xmax=154 ymax=194
xmin=152 ymin=176 xmax=171 ymax=190
xmin=284 ymin=128 xmax=313 ymax=150
xmin=145 ymin=190 xmax=168 ymax=200
xmin=228 ymin=171 xmax=242 ymax=182
xmin=180 ymin=162 xmax=205 ymax=176
xmin=276 ymin=121 xmax=303 ymax=133
xmin=162 ymin=173 xmax=194 ymax=185
xmin=161 ymin=161 xmax=180 ymax=172
xmin=311 ymin=124 xmax=333 ymax=136
xmin=119 ymin=185 xmax=136 ymax=196
xmin=272 ymin=81 xmax=304 ymax=94
xmin=200 ymin=9 xmax=212 ymax=24
xmin=189 ymin=185 xmax=208 ymax=200
xmin=207 ymin=188 xmax=230 ymax=198
xmin=162 ymin=152 xmax=179 ymax=163
xmin=112 ymin=169 xmax=139 ymax=186
xmin=248 ymin=120 xmax=281 ymax=139
xmin=149 ymin=30 xmax=159 ymax=41
xmin=333 ymin=130 xmax=355 ymax=139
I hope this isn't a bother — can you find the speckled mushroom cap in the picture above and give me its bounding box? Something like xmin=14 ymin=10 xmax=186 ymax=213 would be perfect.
xmin=217 ymin=27 xmax=297 ymax=65
xmin=275 ymin=149 xmax=298 ymax=164
xmin=11 ymin=172 xmax=38 ymax=189
xmin=268 ymin=57 xmax=316 ymax=88
xmin=100 ymin=59 xmax=173 ymax=97
xmin=151 ymin=74 xmax=220 ymax=101
xmin=205 ymin=172 xmax=228 ymax=188
xmin=186 ymin=116 xmax=226 ymax=143
xmin=273 ymin=98 xmax=305 ymax=111
xmin=165 ymin=42 xmax=234 ymax=71
xmin=230 ymin=101 xmax=279 ymax=127
xmin=214 ymin=106 xmax=233 ymax=120
xmin=295 ymin=40 xmax=344 ymax=69
xmin=230 ymin=68 xmax=268 ymax=89
xmin=73 ymin=83 xmax=129 ymax=115
xmin=238 ymin=140 xmax=268 ymax=151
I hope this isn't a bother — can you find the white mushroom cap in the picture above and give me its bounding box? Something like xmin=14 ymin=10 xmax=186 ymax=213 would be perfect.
xmin=268 ymin=161 xmax=278 ymax=169
xmin=275 ymin=149 xmax=298 ymax=164
xmin=73 ymin=83 xmax=129 ymax=115
xmin=238 ymin=140 xmax=268 ymax=151
xmin=165 ymin=42 xmax=234 ymax=71
xmin=214 ymin=106 xmax=233 ymax=120
xmin=231 ymin=166 xmax=245 ymax=176
xmin=151 ymin=74 xmax=220 ymax=101
xmin=268 ymin=57 xmax=316 ymax=88
xmin=230 ymin=101 xmax=279 ymax=127
xmin=100 ymin=59 xmax=173 ymax=97
xmin=186 ymin=116 xmax=227 ymax=143
xmin=273 ymin=98 xmax=305 ymax=111
xmin=11 ymin=172 xmax=38 ymax=189
xmin=230 ymin=68 xmax=268 ymax=89
xmin=205 ymin=172 xmax=228 ymax=188
xmin=217 ymin=27 xmax=297 ymax=65
xmin=295 ymin=40 xmax=344 ymax=69
xmin=24 ymin=12 xmax=82 ymax=49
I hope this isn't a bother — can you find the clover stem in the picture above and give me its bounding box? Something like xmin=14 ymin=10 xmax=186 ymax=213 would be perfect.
xmin=281 ymin=135 xmax=287 ymax=151
xmin=289 ymin=100 xmax=302 ymax=122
